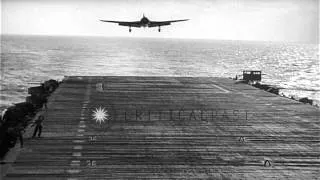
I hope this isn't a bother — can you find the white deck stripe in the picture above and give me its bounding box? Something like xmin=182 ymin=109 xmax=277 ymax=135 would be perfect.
xmin=72 ymin=152 xmax=82 ymax=157
xmin=73 ymin=140 xmax=85 ymax=143
xmin=66 ymin=169 xmax=81 ymax=174
xmin=73 ymin=145 xmax=83 ymax=150
xmin=79 ymin=124 xmax=86 ymax=128
xmin=211 ymin=84 xmax=230 ymax=93
xmin=70 ymin=160 xmax=81 ymax=166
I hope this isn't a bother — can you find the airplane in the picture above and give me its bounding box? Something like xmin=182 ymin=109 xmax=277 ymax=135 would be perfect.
xmin=100 ymin=14 xmax=189 ymax=32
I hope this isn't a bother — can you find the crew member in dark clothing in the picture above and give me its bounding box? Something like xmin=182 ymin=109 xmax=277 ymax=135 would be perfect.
xmin=43 ymin=98 xmax=48 ymax=110
xmin=32 ymin=115 xmax=44 ymax=138
xmin=17 ymin=126 xmax=24 ymax=148
xmin=7 ymin=126 xmax=25 ymax=148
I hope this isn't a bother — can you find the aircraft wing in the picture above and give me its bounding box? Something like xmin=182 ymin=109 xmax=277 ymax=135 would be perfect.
xmin=149 ymin=19 xmax=189 ymax=27
xmin=100 ymin=20 xmax=141 ymax=27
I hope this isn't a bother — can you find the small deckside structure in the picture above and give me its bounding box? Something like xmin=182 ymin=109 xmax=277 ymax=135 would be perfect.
xmin=243 ymin=70 xmax=261 ymax=82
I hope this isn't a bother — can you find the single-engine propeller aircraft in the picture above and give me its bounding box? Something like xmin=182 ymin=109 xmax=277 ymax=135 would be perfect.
xmin=100 ymin=14 xmax=189 ymax=32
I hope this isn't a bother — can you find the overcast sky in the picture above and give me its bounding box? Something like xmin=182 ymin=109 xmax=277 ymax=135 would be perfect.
xmin=1 ymin=0 xmax=319 ymax=43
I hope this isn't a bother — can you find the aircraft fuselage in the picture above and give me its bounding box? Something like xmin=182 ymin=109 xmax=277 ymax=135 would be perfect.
xmin=140 ymin=17 xmax=150 ymax=27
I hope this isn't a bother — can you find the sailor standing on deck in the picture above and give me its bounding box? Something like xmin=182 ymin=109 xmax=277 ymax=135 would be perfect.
xmin=32 ymin=115 xmax=44 ymax=138
xmin=42 ymin=97 xmax=48 ymax=110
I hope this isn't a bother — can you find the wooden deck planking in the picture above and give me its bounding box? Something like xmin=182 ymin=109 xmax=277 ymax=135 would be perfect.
xmin=3 ymin=76 xmax=319 ymax=179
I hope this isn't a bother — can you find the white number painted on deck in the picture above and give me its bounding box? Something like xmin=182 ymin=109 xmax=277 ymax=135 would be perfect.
xmin=86 ymin=160 xmax=96 ymax=167
xmin=89 ymin=136 xmax=97 ymax=141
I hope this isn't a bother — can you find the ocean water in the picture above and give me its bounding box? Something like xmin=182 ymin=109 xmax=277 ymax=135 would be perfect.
xmin=1 ymin=35 xmax=319 ymax=110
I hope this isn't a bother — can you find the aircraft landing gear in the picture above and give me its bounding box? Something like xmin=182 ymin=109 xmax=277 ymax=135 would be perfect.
xmin=129 ymin=27 xmax=132 ymax=32
xmin=158 ymin=26 xmax=161 ymax=32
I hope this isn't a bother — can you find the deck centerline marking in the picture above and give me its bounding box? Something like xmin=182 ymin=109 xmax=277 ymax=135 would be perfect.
xmin=70 ymin=160 xmax=81 ymax=167
xmin=72 ymin=152 xmax=82 ymax=157
xmin=73 ymin=140 xmax=85 ymax=143
xmin=66 ymin=169 xmax=81 ymax=174
xmin=73 ymin=145 xmax=83 ymax=150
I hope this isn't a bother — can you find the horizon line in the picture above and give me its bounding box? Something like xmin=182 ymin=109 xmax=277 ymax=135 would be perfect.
xmin=1 ymin=33 xmax=318 ymax=44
